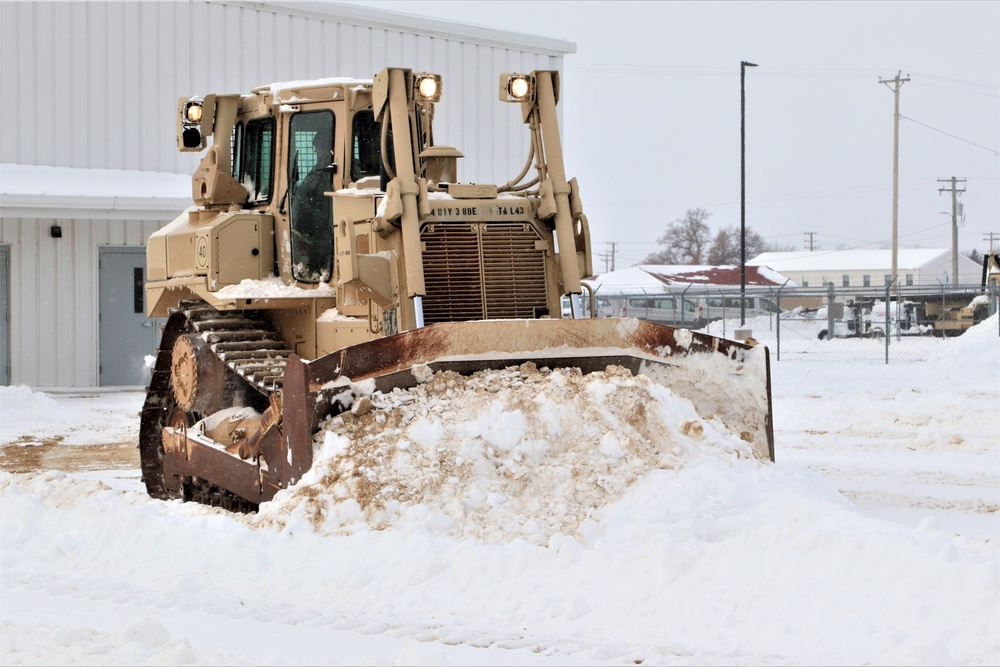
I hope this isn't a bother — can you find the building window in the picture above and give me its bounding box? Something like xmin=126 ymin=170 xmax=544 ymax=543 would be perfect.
xmin=906 ymin=274 xmax=913 ymax=286
xmin=863 ymin=274 xmax=871 ymax=287
xmin=842 ymin=275 xmax=850 ymax=287
xmin=884 ymin=274 xmax=893 ymax=286
xmin=801 ymin=276 xmax=809 ymax=287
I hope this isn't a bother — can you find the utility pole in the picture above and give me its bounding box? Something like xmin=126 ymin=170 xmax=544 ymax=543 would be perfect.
xmin=804 ymin=231 xmax=818 ymax=251
xmin=610 ymin=241 xmax=617 ymax=272
xmin=880 ymin=71 xmax=909 ymax=293
xmin=938 ymin=177 xmax=966 ymax=286
xmin=740 ymin=60 xmax=758 ymax=326
xmin=986 ymin=232 xmax=999 ymax=253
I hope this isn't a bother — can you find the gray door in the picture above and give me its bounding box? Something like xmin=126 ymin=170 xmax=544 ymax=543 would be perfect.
xmin=99 ymin=247 xmax=160 ymax=386
xmin=0 ymin=245 xmax=9 ymax=385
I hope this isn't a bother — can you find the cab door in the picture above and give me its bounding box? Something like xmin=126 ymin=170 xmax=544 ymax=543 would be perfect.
xmin=287 ymin=110 xmax=336 ymax=284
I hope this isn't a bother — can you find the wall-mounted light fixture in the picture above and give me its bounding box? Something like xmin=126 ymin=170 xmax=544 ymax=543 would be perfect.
xmin=50 ymin=225 xmax=63 ymax=239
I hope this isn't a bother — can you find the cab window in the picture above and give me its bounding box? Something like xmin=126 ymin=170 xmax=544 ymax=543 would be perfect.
xmin=231 ymin=122 xmax=244 ymax=179
xmin=351 ymin=110 xmax=382 ymax=183
xmin=241 ymin=118 xmax=274 ymax=204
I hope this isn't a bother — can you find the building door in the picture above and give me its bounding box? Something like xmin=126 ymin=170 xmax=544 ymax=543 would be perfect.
xmin=99 ymin=247 xmax=160 ymax=386
xmin=0 ymin=245 xmax=9 ymax=385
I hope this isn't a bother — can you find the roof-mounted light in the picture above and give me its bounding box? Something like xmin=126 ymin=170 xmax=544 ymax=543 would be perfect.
xmin=413 ymin=73 xmax=442 ymax=103
xmin=500 ymin=73 xmax=534 ymax=103
xmin=179 ymin=98 xmax=206 ymax=149
xmin=183 ymin=100 xmax=204 ymax=124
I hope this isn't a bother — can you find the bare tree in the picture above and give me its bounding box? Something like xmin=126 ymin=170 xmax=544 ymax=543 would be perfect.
xmin=706 ymin=225 xmax=768 ymax=264
xmin=644 ymin=208 xmax=712 ymax=264
xmin=964 ymin=248 xmax=984 ymax=265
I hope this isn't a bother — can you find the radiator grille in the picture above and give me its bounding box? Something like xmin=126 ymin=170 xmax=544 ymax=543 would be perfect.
xmin=421 ymin=222 xmax=548 ymax=324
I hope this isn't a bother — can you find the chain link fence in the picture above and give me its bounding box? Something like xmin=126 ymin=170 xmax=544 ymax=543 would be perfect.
xmin=584 ymin=281 xmax=999 ymax=363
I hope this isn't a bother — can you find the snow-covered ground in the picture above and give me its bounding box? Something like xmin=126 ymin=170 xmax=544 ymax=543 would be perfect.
xmin=1 ymin=317 xmax=997 ymax=666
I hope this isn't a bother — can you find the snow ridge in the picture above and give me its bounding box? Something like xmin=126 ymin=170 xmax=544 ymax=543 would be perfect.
xmin=256 ymin=364 xmax=754 ymax=543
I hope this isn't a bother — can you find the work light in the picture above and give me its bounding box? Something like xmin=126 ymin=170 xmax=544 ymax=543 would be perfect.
xmin=413 ymin=73 xmax=442 ymax=103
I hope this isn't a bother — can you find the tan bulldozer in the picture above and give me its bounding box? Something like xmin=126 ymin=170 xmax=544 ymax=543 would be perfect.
xmin=140 ymin=67 xmax=774 ymax=511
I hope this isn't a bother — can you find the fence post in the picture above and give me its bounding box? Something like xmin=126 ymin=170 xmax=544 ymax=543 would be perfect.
xmin=680 ymin=284 xmax=691 ymax=328
xmin=722 ymin=293 xmax=729 ymax=339
xmin=776 ymin=280 xmax=789 ymax=361
xmin=885 ymin=277 xmax=896 ymax=364
xmin=826 ymin=283 xmax=835 ymax=341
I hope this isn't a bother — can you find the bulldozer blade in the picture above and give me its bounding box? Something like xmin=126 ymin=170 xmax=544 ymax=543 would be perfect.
xmin=283 ymin=318 xmax=774 ymax=481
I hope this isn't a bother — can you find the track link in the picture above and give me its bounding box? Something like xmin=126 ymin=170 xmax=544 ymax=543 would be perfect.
xmin=182 ymin=303 xmax=293 ymax=393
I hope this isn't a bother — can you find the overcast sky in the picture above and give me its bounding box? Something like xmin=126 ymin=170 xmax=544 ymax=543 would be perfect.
xmin=351 ymin=0 xmax=999 ymax=269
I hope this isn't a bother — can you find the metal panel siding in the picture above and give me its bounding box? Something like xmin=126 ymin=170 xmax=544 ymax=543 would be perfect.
xmin=0 ymin=217 xmax=162 ymax=387
xmin=0 ymin=4 xmax=19 ymax=164
xmin=1 ymin=1 xmax=566 ymax=180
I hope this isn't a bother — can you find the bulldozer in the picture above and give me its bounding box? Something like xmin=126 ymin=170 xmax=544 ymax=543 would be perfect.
xmin=141 ymin=67 xmax=775 ymax=511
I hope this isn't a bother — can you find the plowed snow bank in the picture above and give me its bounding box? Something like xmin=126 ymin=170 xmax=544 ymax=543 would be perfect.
xmin=256 ymin=364 xmax=756 ymax=543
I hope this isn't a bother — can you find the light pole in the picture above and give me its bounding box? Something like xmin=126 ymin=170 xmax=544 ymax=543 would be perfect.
xmin=740 ymin=60 xmax=757 ymax=326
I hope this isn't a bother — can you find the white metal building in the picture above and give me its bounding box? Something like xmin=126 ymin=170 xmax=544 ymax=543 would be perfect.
xmin=0 ymin=0 xmax=575 ymax=388
xmin=748 ymin=249 xmax=982 ymax=289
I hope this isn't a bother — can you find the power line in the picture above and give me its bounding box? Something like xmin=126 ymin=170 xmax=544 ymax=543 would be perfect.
xmin=583 ymin=179 xmax=940 ymax=209
xmin=910 ymin=81 xmax=999 ymax=99
xmin=906 ymin=71 xmax=999 ymax=90
xmin=563 ymin=65 xmax=999 ymax=91
xmin=564 ymin=64 xmax=888 ymax=78
xmin=900 ymin=115 xmax=1000 ymax=156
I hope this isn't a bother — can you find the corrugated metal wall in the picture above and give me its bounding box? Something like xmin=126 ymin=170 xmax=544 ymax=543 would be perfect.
xmin=0 ymin=1 xmax=570 ymax=387
xmin=0 ymin=0 xmax=565 ymax=182
xmin=0 ymin=218 xmax=164 ymax=387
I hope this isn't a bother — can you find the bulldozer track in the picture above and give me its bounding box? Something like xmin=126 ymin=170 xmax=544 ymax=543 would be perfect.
xmin=139 ymin=300 xmax=291 ymax=511
xmin=183 ymin=304 xmax=293 ymax=394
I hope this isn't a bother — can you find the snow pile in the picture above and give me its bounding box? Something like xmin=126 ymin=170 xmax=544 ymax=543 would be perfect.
xmin=256 ymin=364 xmax=756 ymax=543
xmin=927 ymin=311 xmax=999 ymax=379
xmin=0 ymin=387 xmax=143 ymax=447
xmin=0 ymin=385 xmax=59 ymax=427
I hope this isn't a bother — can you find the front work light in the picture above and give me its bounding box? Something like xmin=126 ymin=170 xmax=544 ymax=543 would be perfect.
xmin=413 ymin=73 xmax=442 ymax=103
xmin=185 ymin=101 xmax=204 ymax=123
xmin=180 ymin=99 xmax=204 ymax=149
xmin=500 ymin=73 xmax=534 ymax=103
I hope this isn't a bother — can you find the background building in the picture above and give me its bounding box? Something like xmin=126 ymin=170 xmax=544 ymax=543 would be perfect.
xmin=748 ymin=249 xmax=982 ymax=290
xmin=0 ymin=0 xmax=573 ymax=387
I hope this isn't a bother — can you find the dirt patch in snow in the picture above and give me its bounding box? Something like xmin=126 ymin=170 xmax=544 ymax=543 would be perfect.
xmin=0 ymin=440 xmax=139 ymax=474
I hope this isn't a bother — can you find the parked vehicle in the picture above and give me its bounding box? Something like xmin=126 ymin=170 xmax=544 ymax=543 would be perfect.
xmin=818 ymin=299 xmax=930 ymax=339
xmin=703 ymin=295 xmax=782 ymax=323
xmin=597 ymin=295 xmax=706 ymax=328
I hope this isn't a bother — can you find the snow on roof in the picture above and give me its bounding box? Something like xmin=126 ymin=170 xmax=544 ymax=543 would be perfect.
xmin=747 ymin=249 xmax=952 ymax=272
xmin=265 ymin=77 xmax=372 ymax=98
xmin=1 ymin=163 xmax=192 ymax=220
xmin=1 ymin=163 xmax=190 ymax=199
xmin=585 ymin=264 xmax=794 ymax=293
